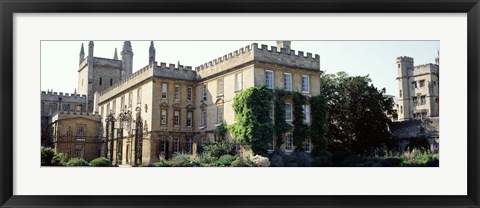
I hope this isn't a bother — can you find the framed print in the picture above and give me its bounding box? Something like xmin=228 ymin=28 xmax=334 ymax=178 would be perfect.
xmin=1 ymin=0 xmax=479 ymax=207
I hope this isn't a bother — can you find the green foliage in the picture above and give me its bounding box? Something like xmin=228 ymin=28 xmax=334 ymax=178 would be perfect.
xmin=312 ymin=150 xmax=332 ymax=167
xmin=229 ymin=86 xmax=274 ymax=156
xmin=41 ymin=147 xmax=65 ymax=166
xmin=273 ymin=90 xmax=291 ymax=148
xmin=320 ymin=72 xmax=393 ymax=154
xmin=66 ymin=157 xmax=89 ymax=166
xmin=214 ymin=123 xmax=227 ymax=141
xmin=310 ymin=95 xmax=329 ymax=153
xmin=231 ymin=157 xmax=254 ymax=167
xmin=292 ymin=92 xmax=309 ymax=148
xmin=213 ymin=155 xmax=237 ymax=167
xmin=202 ymin=141 xmax=236 ymax=158
xmin=154 ymin=160 xmax=173 ymax=167
xmin=170 ymin=153 xmax=193 ymax=167
xmin=194 ymin=154 xmax=218 ymax=167
xmin=89 ymin=157 xmax=111 ymax=167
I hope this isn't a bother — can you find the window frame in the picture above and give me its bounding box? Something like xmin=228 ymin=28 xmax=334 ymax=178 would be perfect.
xmin=161 ymin=109 xmax=167 ymax=126
xmin=174 ymin=110 xmax=180 ymax=127
xmin=265 ymin=70 xmax=274 ymax=89
xmin=217 ymin=78 xmax=224 ymax=96
xmin=285 ymin=103 xmax=293 ymax=121
xmin=235 ymin=72 xmax=243 ymax=91
xmin=284 ymin=73 xmax=292 ymax=91
xmin=301 ymin=75 xmax=310 ymax=93
xmin=186 ymin=111 xmax=193 ymax=128
xmin=187 ymin=86 xmax=193 ymax=102
xmin=174 ymin=84 xmax=180 ymax=100
xmin=162 ymin=83 xmax=168 ymax=99
xmin=285 ymin=133 xmax=293 ymax=152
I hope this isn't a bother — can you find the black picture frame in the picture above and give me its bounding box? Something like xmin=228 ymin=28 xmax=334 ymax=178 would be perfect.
xmin=1 ymin=0 xmax=479 ymax=207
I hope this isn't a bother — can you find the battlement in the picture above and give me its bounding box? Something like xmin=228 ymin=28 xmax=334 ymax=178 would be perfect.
xmin=153 ymin=62 xmax=196 ymax=81
xmin=396 ymin=56 xmax=414 ymax=63
xmin=41 ymin=90 xmax=86 ymax=103
xmin=413 ymin=63 xmax=439 ymax=75
xmin=157 ymin=62 xmax=193 ymax=71
xmin=51 ymin=110 xmax=101 ymax=123
xmin=99 ymin=64 xmax=153 ymax=96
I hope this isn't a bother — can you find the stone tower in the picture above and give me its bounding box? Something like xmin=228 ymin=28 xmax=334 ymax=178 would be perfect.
xmin=121 ymin=41 xmax=134 ymax=78
xmin=396 ymin=56 xmax=414 ymax=121
xmin=276 ymin=41 xmax=291 ymax=50
xmin=79 ymin=43 xmax=85 ymax=64
xmin=149 ymin=41 xmax=156 ymax=64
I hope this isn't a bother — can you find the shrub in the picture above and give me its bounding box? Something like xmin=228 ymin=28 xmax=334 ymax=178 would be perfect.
xmin=195 ymin=154 xmax=218 ymax=167
xmin=251 ymin=155 xmax=270 ymax=167
xmin=270 ymin=154 xmax=284 ymax=167
xmin=170 ymin=154 xmax=193 ymax=167
xmin=41 ymin=147 xmax=56 ymax=166
xmin=312 ymin=150 xmax=332 ymax=167
xmin=66 ymin=158 xmax=89 ymax=166
xmin=154 ymin=160 xmax=173 ymax=167
xmin=213 ymin=155 xmax=237 ymax=167
xmin=231 ymin=157 xmax=253 ymax=167
xmin=52 ymin=152 xmax=66 ymax=166
xmin=89 ymin=157 xmax=111 ymax=167
xmin=202 ymin=141 xmax=236 ymax=158
xmin=287 ymin=150 xmax=313 ymax=167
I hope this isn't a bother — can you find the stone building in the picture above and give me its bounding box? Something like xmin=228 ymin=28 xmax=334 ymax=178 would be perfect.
xmin=94 ymin=41 xmax=322 ymax=165
xmin=395 ymin=55 xmax=439 ymax=121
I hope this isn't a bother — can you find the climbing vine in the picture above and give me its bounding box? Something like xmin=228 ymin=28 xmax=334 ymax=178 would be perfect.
xmin=273 ymin=90 xmax=291 ymax=148
xmin=214 ymin=123 xmax=227 ymax=141
xmin=292 ymin=92 xmax=309 ymax=149
xmin=228 ymin=86 xmax=274 ymax=156
xmin=309 ymin=95 xmax=329 ymax=154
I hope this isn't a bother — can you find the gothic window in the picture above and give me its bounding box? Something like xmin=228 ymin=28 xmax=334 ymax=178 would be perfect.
xmin=284 ymin=73 xmax=292 ymax=91
xmin=217 ymin=78 xmax=224 ymax=96
xmin=161 ymin=109 xmax=167 ymax=126
xmin=203 ymin=84 xmax=207 ymax=101
xmin=174 ymin=85 xmax=180 ymax=100
xmin=187 ymin=86 xmax=193 ymax=101
xmin=162 ymin=83 xmax=168 ymax=99
xmin=99 ymin=77 xmax=102 ymax=86
xmin=265 ymin=70 xmax=274 ymax=89
xmin=285 ymin=133 xmax=293 ymax=152
xmin=235 ymin=73 xmax=243 ymax=91
xmin=174 ymin=110 xmax=180 ymax=127
xmin=187 ymin=111 xmax=193 ymax=128
xmin=302 ymin=75 xmax=310 ymax=93
xmin=285 ymin=103 xmax=292 ymax=121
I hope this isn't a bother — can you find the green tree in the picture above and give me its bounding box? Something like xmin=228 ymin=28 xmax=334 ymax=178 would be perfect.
xmin=310 ymin=94 xmax=329 ymax=153
xmin=292 ymin=92 xmax=309 ymax=149
xmin=229 ymin=86 xmax=274 ymax=156
xmin=273 ymin=90 xmax=291 ymax=148
xmin=320 ymin=72 xmax=393 ymax=154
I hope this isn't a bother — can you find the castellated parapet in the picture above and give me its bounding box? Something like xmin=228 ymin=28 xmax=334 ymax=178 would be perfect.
xmin=41 ymin=91 xmax=86 ymax=103
xmin=413 ymin=63 xmax=439 ymax=76
xmin=396 ymin=56 xmax=414 ymax=63
xmin=195 ymin=43 xmax=320 ymax=79
xmin=50 ymin=110 xmax=101 ymax=124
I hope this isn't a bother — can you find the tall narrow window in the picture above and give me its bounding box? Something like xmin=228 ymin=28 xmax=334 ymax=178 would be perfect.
xmin=285 ymin=103 xmax=292 ymax=121
xmin=99 ymin=77 xmax=102 ymax=85
xmin=265 ymin=70 xmax=274 ymax=89
xmin=285 ymin=133 xmax=293 ymax=152
xmin=186 ymin=111 xmax=193 ymax=127
xmin=413 ymin=96 xmax=418 ymax=106
xmin=128 ymin=91 xmax=133 ymax=107
xmin=217 ymin=105 xmax=224 ymax=124
xmin=162 ymin=83 xmax=168 ymax=99
xmin=201 ymin=110 xmax=207 ymax=127
xmin=420 ymin=95 xmax=426 ymax=105
xmin=76 ymin=124 xmax=86 ymax=139
xmin=301 ymin=75 xmax=310 ymax=93
xmin=203 ymin=84 xmax=207 ymax=101
xmin=186 ymin=138 xmax=193 ymax=153
xmin=174 ymin=85 xmax=180 ymax=100
xmin=173 ymin=138 xmax=179 ymax=153
xmin=284 ymin=73 xmax=292 ymax=91
xmin=161 ymin=109 xmax=167 ymax=126
xmin=137 ymin=88 xmax=142 ymax=104
xmin=120 ymin=96 xmax=125 ymax=110
xmin=400 ymin=106 xmax=403 ymax=113
xmin=187 ymin=86 xmax=192 ymax=101
xmin=174 ymin=110 xmax=180 ymax=127
xmin=399 ymin=90 xmax=402 ymax=98
xmin=217 ymin=78 xmax=224 ymax=96
xmin=235 ymin=73 xmax=243 ymax=91
xmin=303 ymin=105 xmax=311 ymax=124
xmin=412 ymin=81 xmax=417 ymax=89
xmin=110 ymin=79 xmax=113 ymax=86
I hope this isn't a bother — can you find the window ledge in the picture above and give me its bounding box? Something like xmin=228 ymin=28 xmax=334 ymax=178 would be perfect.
xmin=215 ymin=123 xmax=223 ymax=127
xmin=199 ymin=126 xmax=207 ymax=130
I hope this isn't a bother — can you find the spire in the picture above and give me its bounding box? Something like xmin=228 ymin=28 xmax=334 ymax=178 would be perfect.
xmin=121 ymin=41 xmax=133 ymax=55
xmin=79 ymin=43 xmax=85 ymax=64
xmin=149 ymin=41 xmax=156 ymax=64
xmin=113 ymin=48 xmax=118 ymax=60
xmin=88 ymin=41 xmax=94 ymax=61
xmin=121 ymin=41 xmax=134 ymax=77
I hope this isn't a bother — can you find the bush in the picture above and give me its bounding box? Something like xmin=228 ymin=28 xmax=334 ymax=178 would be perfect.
xmin=312 ymin=150 xmax=332 ymax=167
xmin=89 ymin=157 xmax=111 ymax=167
xmin=270 ymin=154 xmax=284 ymax=167
xmin=287 ymin=150 xmax=313 ymax=167
xmin=66 ymin=158 xmax=89 ymax=166
xmin=213 ymin=155 xmax=237 ymax=167
xmin=202 ymin=141 xmax=236 ymax=158
xmin=251 ymin=155 xmax=270 ymax=167
xmin=154 ymin=160 xmax=173 ymax=167
xmin=231 ymin=157 xmax=253 ymax=167
xmin=195 ymin=154 xmax=218 ymax=167
xmin=170 ymin=154 xmax=193 ymax=167
xmin=41 ymin=147 xmax=65 ymax=166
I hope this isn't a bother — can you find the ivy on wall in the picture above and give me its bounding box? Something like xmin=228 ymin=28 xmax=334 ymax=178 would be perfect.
xmin=228 ymin=86 xmax=274 ymax=156
xmin=309 ymin=95 xmax=329 ymax=153
xmin=273 ymin=90 xmax=291 ymax=149
xmin=292 ymin=92 xmax=309 ymax=149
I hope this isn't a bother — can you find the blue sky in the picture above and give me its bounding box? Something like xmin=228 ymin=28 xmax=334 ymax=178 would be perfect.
xmin=41 ymin=41 xmax=439 ymax=96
